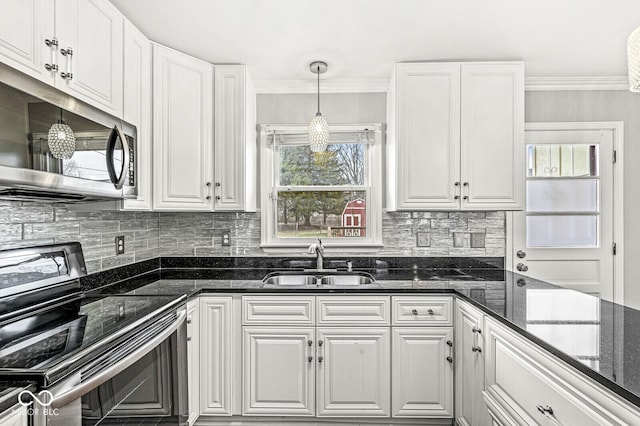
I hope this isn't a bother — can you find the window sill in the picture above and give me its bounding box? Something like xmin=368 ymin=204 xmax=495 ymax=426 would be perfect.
xmin=260 ymin=243 xmax=384 ymax=255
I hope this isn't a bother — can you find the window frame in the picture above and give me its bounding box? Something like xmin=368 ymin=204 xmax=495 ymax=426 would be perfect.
xmin=259 ymin=124 xmax=383 ymax=253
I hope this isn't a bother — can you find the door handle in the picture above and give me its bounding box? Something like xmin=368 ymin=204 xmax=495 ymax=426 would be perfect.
xmin=516 ymin=263 xmax=529 ymax=272
xmin=517 ymin=250 xmax=526 ymax=259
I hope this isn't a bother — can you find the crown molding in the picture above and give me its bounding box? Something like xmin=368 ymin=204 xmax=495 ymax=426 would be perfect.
xmin=524 ymin=76 xmax=629 ymax=91
xmin=253 ymin=79 xmax=390 ymax=94
xmin=254 ymin=75 xmax=630 ymax=94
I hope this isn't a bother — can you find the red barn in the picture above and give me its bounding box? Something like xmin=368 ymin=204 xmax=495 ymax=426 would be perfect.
xmin=341 ymin=198 xmax=366 ymax=237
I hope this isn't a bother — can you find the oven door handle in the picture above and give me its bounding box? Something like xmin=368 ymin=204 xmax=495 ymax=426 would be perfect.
xmin=50 ymin=309 xmax=186 ymax=409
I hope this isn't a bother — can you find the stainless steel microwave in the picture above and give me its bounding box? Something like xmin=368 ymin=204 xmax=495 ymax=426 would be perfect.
xmin=0 ymin=64 xmax=136 ymax=202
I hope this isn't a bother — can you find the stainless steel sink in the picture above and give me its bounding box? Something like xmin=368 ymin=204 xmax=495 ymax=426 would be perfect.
xmin=262 ymin=271 xmax=376 ymax=287
xmin=319 ymin=274 xmax=375 ymax=286
xmin=262 ymin=274 xmax=318 ymax=286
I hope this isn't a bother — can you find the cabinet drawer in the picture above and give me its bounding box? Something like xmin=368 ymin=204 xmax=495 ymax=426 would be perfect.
xmin=317 ymin=296 xmax=390 ymax=325
xmin=242 ymin=296 xmax=314 ymax=325
xmin=392 ymin=296 xmax=453 ymax=326
xmin=484 ymin=317 xmax=640 ymax=426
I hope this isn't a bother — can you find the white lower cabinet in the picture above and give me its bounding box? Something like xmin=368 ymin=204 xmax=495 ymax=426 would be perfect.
xmin=199 ymin=296 xmax=233 ymax=416
xmin=242 ymin=327 xmax=315 ymax=416
xmin=0 ymin=407 xmax=26 ymax=426
xmin=316 ymin=327 xmax=391 ymax=417
xmin=455 ymin=299 xmax=488 ymax=426
xmin=484 ymin=316 xmax=640 ymax=426
xmin=391 ymin=327 xmax=453 ymax=418
xmin=186 ymin=299 xmax=200 ymax=425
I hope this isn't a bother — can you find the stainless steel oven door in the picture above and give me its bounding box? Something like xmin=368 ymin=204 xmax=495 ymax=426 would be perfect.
xmin=38 ymin=309 xmax=188 ymax=426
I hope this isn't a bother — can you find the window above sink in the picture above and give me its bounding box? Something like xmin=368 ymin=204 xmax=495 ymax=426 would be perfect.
xmin=259 ymin=124 xmax=384 ymax=254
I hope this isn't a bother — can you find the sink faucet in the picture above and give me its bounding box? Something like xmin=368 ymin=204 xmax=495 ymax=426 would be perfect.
xmin=308 ymin=238 xmax=325 ymax=271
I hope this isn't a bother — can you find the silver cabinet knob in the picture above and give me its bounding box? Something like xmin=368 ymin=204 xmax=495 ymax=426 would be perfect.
xmin=427 ymin=309 xmax=435 ymax=316
xmin=60 ymin=72 xmax=73 ymax=80
xmin=411 ymin=309 xmax=418 ymax=315
xmin=472 ymin=346 xmax=482 ymax=353
xmin=44 ymin=38 xmax=58 ymax=47
xmin=186 ymin=317 xmax=192 ymax=324
xmin=318 ymin=356 xmax=324 ymax=363
xmin=318 ymin=340 xmax=323 ymax=347
xmin=308 ymin=356 xmax=313 ymax=362
xmin=187 ymin=336 xmax=192 ymax=342
xmin=446 ymin=356 xmax=453 ymax=363
xmin=516 ymin=263 xmax=529 ymax=272
xmin=206 ymin=195 xmax=211 ymax=200
xmin=307 ymin=339 xmax=313 ymax=346
xmin=215 ymin=182 xmax=221 ymax=187
xmin=44 ymin=63 xmax=58 ymax=72
xmin=472 ymin=326 xmax=481 ymax=334
xmin=517 ymin=250 xmax=526 ymax=258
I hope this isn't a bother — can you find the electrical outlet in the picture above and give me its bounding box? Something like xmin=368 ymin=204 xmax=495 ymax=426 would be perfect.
xmin=115 ymin=235 xmax=125 ymax=255
xmin=222 ymin=231 xmax=231 ymax=246
xmin=416 ymin=232 xmax=430 ymax=247
xmin=116 ymin=301 xmax=126 ymax=322
xmin=453 ymin=232 xmax=465 ymax=247
xmin=470 ymin=233 xmax=486 ymax=248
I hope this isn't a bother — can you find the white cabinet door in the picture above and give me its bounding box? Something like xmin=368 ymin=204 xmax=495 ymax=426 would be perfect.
xmin=242 ymin=327 xmax=315 ymax=416
xmin=186 ymin=300 xmax=200 ymax=425
xmin=214 ymin=65 xmax=256 ymax=212
xmin=391 ymin=327 xmax=453 ymax=418
xmin=0 ymin=407 xmax=27 ymax=426
xmin=393 ymin=63 xmax=461 ymax=210
xmin=316 ymin=327 xmax=390 ymax=417
xmin=200 ymin=297 xmax=232 ymax=415
xmin=0 ymin=0 xmax=54 ymax=85
xmin=455 ymin=299 xmax=488 ymax=426
xmin=152 ymin=44 xmax=214 ymax=211
xmin=122 ymin=19 xmax=152 ymax=211
xmin=54 ymin=0 xmax=124 ymax=117
xmin=460 ymin=63 xmax=524 ymax=210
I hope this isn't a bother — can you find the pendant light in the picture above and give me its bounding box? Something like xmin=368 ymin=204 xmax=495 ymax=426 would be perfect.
xmin=628 ymin=26 xmax=640 ymax=92
xmin=308 ymin=61 xmax=329 ymax=152
xmin=48 ymin=108 xmax=76 ymax=159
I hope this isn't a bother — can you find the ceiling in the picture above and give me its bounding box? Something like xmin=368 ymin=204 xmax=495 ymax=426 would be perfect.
xmin=111 ymin=0 xmax=640 ymax=83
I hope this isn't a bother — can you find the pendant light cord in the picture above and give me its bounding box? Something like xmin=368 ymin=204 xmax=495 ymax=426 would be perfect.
xmin=317 ymin=64 xmax=320 ymax=114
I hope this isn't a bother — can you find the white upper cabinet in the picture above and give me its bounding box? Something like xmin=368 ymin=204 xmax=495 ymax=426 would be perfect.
xmin=0 ymin=0 xmax=124 ymax=117
xmin=152 ymin=43 xmax=214 ymax=211
xmin=0 ymin=0 xmax=54 ymax=85
xmin=388 ymin=61 xmax=524 ymax=211
xmin=460 ymin=63 xmax=524 ymax=210
xmin=121 ymin=19 xmax=151 ymax=211
xmin=54 ymin=0 xmax=124 ymax=117
xmin=214 ymin=65 xmax=256 ymax=212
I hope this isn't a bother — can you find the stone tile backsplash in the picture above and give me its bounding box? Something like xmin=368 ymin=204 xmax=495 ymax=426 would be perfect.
xmin=0 ymin=200 xmax=506 ymax=273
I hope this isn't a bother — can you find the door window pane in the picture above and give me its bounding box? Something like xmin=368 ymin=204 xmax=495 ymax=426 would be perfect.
xmin=527 ymin=180 xmax=597 ymax=213
xmin=527 ymin=144 xmax=598 ymax=177
xmin=277 ymin=191 xmax=366 ymax=238
xmin=527 ymin=215 xmax=597 ymax=247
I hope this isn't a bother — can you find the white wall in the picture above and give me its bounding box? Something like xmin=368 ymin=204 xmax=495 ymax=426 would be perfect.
xmin=525 ymin=90 xmax=640 ymax=308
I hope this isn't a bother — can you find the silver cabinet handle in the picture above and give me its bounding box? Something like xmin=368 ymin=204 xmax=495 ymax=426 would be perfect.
xmin=45 ymin=38 xmax=58 ymax=48
xmin=516 ymin=263 xmax=529 ymax=272
xmin=206 ymin=196 xmax=212 ymax=200
xmin=462 ymin=182 xmax=469 ymax=200
xmin=186 ymin=317 xmax=192 ymax=324
xmin=318 ymin=356 xmax=324 ymax=363
xmin=60 ymin=47 xmax=73 ymax=57
xmin=427 ymin=309 xmax=435 ymax=316
xmin=216 ymin=196 xmax=221 ymax=200
xmin=472 ymin=326 xmax=482 ymax=334
xmin=536 ymin=405 xmax=563 ymax=426
xmin=411 ymin=309 xmax=418 ymax=315
xmin=308 ymin=339 xmax=313 ymax=346
xmin=215 ymin=182 xmax=221 ymax=187
xmin=472 ymin=346 xmax=482 ymax=353
xmin=44 ymin=63 xmax=58 ymax=72
xmin=308 ymin=356 xmax=313 ymax=363
xmin=44 ymin=38 xmax=58 ymax=74
xmin=446 ymin=339 xmax=453 ymax=364
xmin=60 ymin=72 xmax=73 ymax=80
xmin=318 ymin=340 xmax=323 ymax=347
xmin=187 ymin=336 xmax=192 ymax=342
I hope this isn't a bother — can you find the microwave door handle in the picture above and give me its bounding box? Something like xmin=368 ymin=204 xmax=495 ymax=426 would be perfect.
xmin=105 ymin=125 xmax=130 ymax=190
xmin=50 ymin=309 xmax=186 ymax=409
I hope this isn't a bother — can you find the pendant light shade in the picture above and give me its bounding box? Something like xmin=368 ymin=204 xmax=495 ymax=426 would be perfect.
xmin=309 ymin=61 xmax=329 ymax=152
xmin=628 ymin=26 xmax=640 ymax=92
xmin=48 ymin=109 xmax=76 ymax=159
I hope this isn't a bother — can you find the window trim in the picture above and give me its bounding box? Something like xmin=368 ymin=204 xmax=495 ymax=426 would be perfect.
xmin=259 ymin=124 xmax=384 ymax=253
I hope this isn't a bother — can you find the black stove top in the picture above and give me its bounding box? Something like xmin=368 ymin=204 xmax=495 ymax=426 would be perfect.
xmin=0 ymin=243 xmax=185 ymax=388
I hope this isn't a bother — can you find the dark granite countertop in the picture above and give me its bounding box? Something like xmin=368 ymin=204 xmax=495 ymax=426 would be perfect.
xmin=84 ymin=263 xmax=640 ymax=409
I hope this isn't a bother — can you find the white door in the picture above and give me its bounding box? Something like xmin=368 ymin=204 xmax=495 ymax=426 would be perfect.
xmin=455 ymin=300 xmax=487 ymax=426
xmin=394 ymin=63 xmax=461 ymax=210
xmin=513 ymin=123 xmax=618 ymax=300
xmin=242 ymin=327 xmax=315 ymax=416
xmin=460 ymin=63 xmax=525 ymax=211
xmin=55 ymin=0 xmax=124 ymax=117
xmin=0 ymin=0 xmax=54 ymax=85
xmin=316 ymin=327 xmax=390 ymax=417
xmin=391 ymin=327 xmax=453 ymax=418
xmin=152 ymin=44 xmax=214 ymax=211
